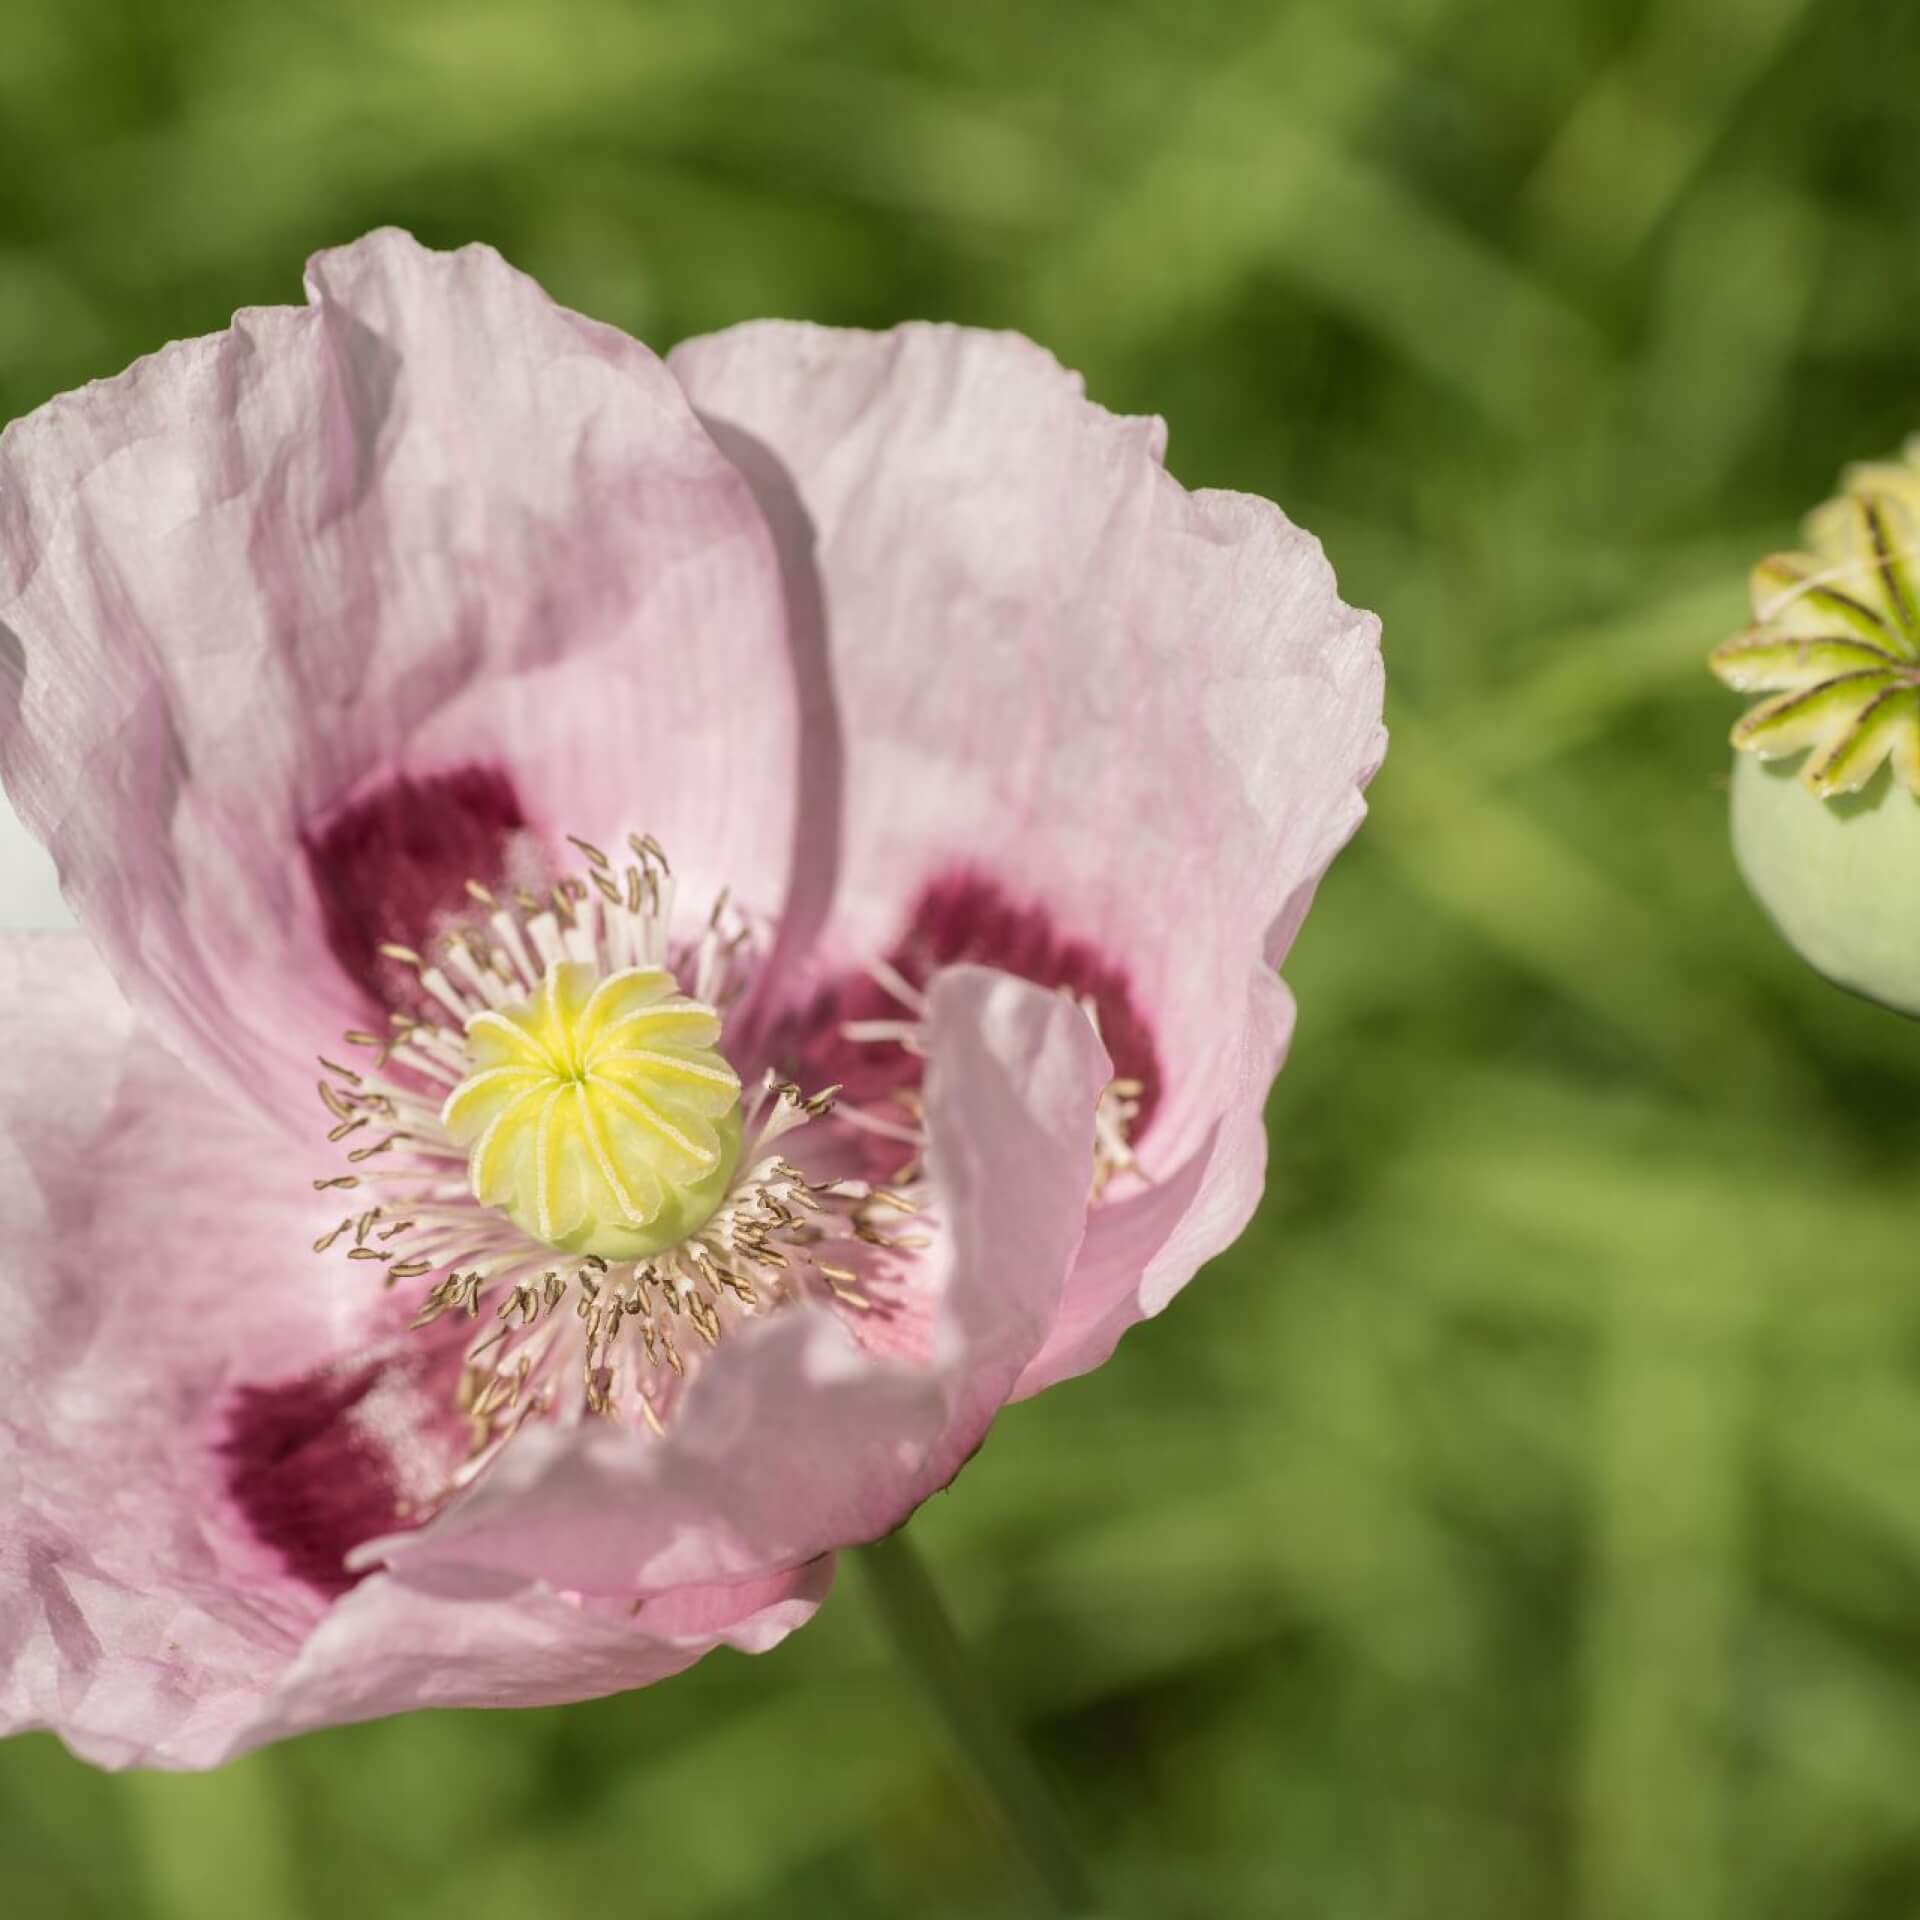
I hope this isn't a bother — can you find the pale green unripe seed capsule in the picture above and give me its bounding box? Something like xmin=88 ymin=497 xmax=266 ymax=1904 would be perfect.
xmin=1712 ymin=438 xmax=1920 ymax=1014
xmin=1731 ymin=752 xmax=1920 ymax=1017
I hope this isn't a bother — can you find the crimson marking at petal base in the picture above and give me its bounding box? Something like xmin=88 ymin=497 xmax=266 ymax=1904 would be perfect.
xmin=221 ymin=1342 xmax=460 ymax=1599
xmin=304 ymin=767 xmax=528 ymax=1016
xmin=782 ymin=871 xmax=1162 ymax=1158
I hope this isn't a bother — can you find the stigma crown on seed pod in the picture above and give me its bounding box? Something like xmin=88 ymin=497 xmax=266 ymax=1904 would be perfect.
xmin=1710 ymin=437 xmax=1920 ymax=1016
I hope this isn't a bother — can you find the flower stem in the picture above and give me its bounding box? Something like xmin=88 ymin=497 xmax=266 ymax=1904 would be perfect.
xmin=855 ymin=1526 xmax=1095 ymax=1916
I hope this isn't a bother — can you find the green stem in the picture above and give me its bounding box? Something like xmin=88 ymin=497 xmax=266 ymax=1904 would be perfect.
xmin=856 ymin=1526 xmax=1095 ymax=1916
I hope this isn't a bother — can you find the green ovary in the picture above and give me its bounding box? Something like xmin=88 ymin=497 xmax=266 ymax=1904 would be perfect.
xmin=441 ymin=959 xmax=744 ymax=1262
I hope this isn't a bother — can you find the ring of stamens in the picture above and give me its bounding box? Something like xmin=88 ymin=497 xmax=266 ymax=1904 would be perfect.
xmin=311 ymin=833 xmax=921 ymax=1453
xmin=309 ymin=831 xmax=1143 ymax=1487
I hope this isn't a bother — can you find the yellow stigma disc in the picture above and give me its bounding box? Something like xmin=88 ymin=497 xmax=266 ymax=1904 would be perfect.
xmin=441 ymin=961 xmax=743 ymax=1262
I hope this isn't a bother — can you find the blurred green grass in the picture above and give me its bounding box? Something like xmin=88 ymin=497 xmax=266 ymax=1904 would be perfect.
xmin=6 ymin=0 xmax=1920 ymax=1914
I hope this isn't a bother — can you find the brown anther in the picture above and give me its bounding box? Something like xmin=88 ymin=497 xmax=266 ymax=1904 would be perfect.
xmin=312 ymin=1175 xmax=360 ymax=1192
xmin=388 ymin=1258 xmax=433 ymax=1280
xmin=818 ymin=1265 xmax=874 ymax=1311
xmin=347 ymin=1246 xmax=392 ymax=1263
xmin=327 ymin=1116 xmax=369 ymax=1144
xmin=412 ymin=1278 xmax=457 ymax=1328
xmin=318 ymin=1056 xmax=364 ymax=1086
xmin=348 ymin=1132 xmax=409 ymax=1162
xmin=466 ymin=1324 xmax=512 ymax=1364
xmin=481 ymin=1363 xmax=529 ymax=1421
xmin=567 ymin=836 xmax=611 ymax=870
xmin=312 ymin=1219 xmax=350 ymax=1253
xmin=377 ymin=943 xmax=424 ymax=970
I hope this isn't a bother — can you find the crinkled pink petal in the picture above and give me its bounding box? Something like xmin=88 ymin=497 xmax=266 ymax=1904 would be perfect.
xmin=0 ymin=230 xmax=799 ymax=1129
xmin=0 ymin=933 xmax=824 ymax=1769
xmin=0 ymin=932 xmax=335 ymax=1765
xmin=1022 ymin=969 xmax=1295 ymax=1394
xmin=234 ymin=1555 xmax=832 ymax=1770
xmin=667 ymin=322 xmax=1385 ymax=1388
xmin=365 ymin=966 xmax=1109 ymax=1594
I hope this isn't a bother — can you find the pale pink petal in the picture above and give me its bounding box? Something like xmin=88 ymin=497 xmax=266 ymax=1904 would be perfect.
xmin=0 ymin=230 xmax=799 ymax=1127
xmin=669 ymin=323 xmax=1384 ymax=1385
xmin=367 ymin=966 xmax=1109 ymax=1594
xmin=1016 ymin=969 xmax=1294 ymax=1394
xmin=0 ymin=933 xmax=824 ymax=1769
xmin=0 ymin=931 xmax=341 ymax=1764
xmin=233 ymin=1556 xmax=831 ymax=1769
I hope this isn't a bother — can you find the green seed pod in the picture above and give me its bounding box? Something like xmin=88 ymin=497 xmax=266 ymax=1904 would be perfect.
xmin=1712 ymin=439 xmax=1920 ymax=1013
xmin=1730 ymin=750 xmax=1920 ymax=1016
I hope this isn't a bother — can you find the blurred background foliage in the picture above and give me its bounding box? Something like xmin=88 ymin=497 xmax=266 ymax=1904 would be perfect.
xmin=4 ymin=0 xmax=1920 ymax=1914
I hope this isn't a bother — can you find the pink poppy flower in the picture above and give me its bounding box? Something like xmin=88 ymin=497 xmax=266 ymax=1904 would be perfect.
xmin=0 ymin=231 xmax=1384 ymax=1769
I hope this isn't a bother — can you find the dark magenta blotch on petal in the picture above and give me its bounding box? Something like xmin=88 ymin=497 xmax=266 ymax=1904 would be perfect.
xmin=221 ymin=1337 xmax=465 ymax=1599
xmin=778 ymin=871 xmax=1162 ymax=1165
xmin=304 ymin=767 xmax=529 ymax=1014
